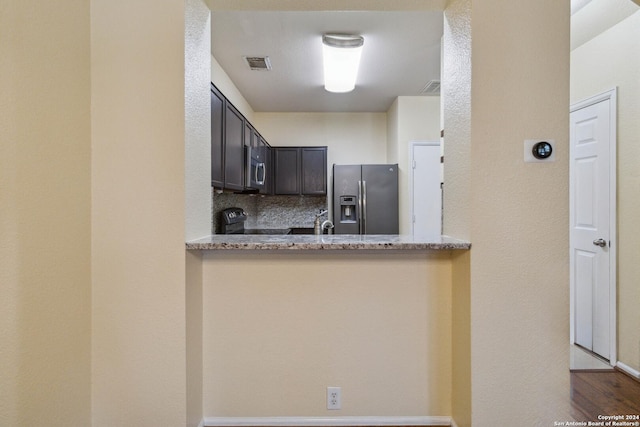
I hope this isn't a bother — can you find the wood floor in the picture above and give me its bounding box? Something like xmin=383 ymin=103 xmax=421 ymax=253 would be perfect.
xmin=571 ymin=369 xmax=640 ymax=421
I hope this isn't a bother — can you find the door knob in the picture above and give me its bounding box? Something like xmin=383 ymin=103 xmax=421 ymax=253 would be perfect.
xmin=593 ymin=238 xmax=607 ymax=247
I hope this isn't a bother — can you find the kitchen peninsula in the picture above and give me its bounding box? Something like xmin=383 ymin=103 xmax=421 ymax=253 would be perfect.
xmin=187 ymin=232 xmax=470 ymax=419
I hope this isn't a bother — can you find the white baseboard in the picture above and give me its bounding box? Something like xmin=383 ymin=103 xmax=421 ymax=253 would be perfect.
xmin=204 ymin=416 xmax=452 ymax=426
xmin=617 ymin=361 xmax=640 ymax=379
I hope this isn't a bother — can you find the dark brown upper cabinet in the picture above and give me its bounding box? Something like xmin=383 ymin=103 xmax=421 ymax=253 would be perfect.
xmin=211 ymin=84 xmax=224 ymax=188
xmin=223 ymin=102 xmax=245 ymax=191
xmin=212 ymin=83 xmax=272 ymax=192
xmin=301 ymin=147 xmax=327 ymax=195
xmin=272 ymin=147 xmax=327 ymax=196
xmin=273 ymin=147 xmax=300 ymax=195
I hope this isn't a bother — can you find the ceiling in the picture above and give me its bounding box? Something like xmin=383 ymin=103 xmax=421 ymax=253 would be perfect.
xmin=210 ymin=10 xmax=443 ymax=113
xmin=571 ymin=0 xmax=639 ymax=49
xmin=210 ymin=1 xmax=640 ymax=114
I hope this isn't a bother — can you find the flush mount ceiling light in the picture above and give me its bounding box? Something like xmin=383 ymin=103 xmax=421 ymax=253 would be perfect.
xmin=322 ymin=34 xmax=364 ymax=93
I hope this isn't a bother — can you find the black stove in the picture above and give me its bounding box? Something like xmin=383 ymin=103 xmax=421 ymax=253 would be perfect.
xmin=220 ymin=207 xmax=290 ymax=235
xmin=243 ymin=228 xmax=290 ymax=235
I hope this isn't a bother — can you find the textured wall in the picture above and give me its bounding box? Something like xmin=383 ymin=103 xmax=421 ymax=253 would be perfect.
xmin=442 ymin=0 xmax=471 ymax=241
xmin=186 ymin=1 xmax=210 ymax=424
xmin=90 ymin=0 xmax=187 ymax=425
xmin=186 ymin=0 xmax=213 ymax=241
xmin=468 ymin=0 xmax=572 ymax=423
xmin=571 ymin=9 xmax=640 ymax=374
xmin=0 ymin=1 xmax=92 ymax=425
xmin=443 ymin=3 xmax=472 ymax=425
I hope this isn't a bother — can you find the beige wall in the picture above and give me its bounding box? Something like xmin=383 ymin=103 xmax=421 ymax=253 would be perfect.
xmin=186 ymin=2 xmax=210 ymax=425
xmin=571 ymin=9 xmax=640 ymax=373
xmin=254 ymin=112 xmax=388 ymax=165
xmin=91 ymin=0 xmax=188 ymax=425
xmin=202 ymin=251 xmax=452 ymax=417
xmin=1 ymin=0 xmax=580 ymax=425
xmin=212 ymin=54 xmax=256 ymax=122
xmin=451 ymin=251 xmax=471 ymax=427
xmin=387 ymin=97 xmax=441 ymax=234
xmin=451 ymin=0 xmax=572 ymax=423
xmin=187 ymin=251 xmax=205 ymax=427
xmin=443 ymin=4 xmax=472 ymax=425
xmin=0 ymin=2 xmax=92 ymax=425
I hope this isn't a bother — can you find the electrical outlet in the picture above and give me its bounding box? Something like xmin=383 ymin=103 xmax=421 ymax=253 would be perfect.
xmin=327 ymin=386 xmax=341 ymax=410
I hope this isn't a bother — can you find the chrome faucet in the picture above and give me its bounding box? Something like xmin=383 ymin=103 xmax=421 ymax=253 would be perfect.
xmin=313 ymin=209 xmax=328 ymax=235
xmin=321 ymin=219 xmax=334 ymax=234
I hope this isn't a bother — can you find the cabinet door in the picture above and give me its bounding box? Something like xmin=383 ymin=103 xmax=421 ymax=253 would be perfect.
xmin=244 ymin=122 xmax=255 ymax=154
xmin=211 ymin=84 xmax=224 ymax=188
xmin=301 ymin=147 xmax=327 ymax=195
xmin=273 ymin=148 xmax=300 ymax=195
xmin=224 ymin=102 xmax=245 ymax=191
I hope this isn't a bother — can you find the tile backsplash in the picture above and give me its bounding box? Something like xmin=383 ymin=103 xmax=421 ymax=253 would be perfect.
xmin=213 ymin=191 xmax=327 ymax=233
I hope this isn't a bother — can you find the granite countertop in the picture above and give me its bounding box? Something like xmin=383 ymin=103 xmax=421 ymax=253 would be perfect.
xmin=186 ymin=234 xmax=471 ymax=251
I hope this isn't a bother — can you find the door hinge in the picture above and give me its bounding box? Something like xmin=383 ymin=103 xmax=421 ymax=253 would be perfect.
xmin=412 ymin=160 xmax=417 ymax=169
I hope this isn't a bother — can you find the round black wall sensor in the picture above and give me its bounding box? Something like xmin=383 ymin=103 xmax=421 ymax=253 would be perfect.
xmin=532 ymin=141 xmax=553 ymax=159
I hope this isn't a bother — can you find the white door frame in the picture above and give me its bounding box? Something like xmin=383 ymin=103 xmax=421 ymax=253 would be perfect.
xmin=569 ymin=87 xmax=617 ymax=365
xmin=409 ymin=141 xmax=442 ymax=237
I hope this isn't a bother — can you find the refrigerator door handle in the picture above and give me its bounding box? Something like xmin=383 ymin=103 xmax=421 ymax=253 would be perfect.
xmin=357 ymin=180 xmax=363 ymax=234
xmin=362 ymin=180 xmax=367 ymax=234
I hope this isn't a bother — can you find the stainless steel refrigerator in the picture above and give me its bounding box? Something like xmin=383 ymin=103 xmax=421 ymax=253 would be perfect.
xmin=332 ymin=164 xmax=399 ymax=234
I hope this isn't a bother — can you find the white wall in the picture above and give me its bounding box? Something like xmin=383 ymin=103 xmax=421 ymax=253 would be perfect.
xmin=0 ymin=2 xmax=92 ymax=425
xmin=571 ymin=8 xmax=640 ymax=374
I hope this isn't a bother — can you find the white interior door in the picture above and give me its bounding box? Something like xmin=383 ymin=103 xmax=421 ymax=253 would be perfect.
xmin=410 ymin=142 xmax=442 ymax=238
xmin=570 ymin=90 xmax=616 ymax=362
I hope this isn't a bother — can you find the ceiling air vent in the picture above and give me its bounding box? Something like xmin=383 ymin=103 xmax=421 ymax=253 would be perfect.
xmin=421 ymin=79 xmax=441 ymax=95
xmin=244 ymin=56 xmax=272 ymax=71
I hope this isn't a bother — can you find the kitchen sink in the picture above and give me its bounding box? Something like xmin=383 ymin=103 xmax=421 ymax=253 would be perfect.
xmin=288 ymin=227 xmax=315 ymax=235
